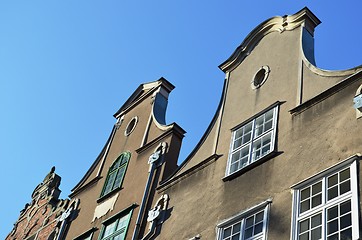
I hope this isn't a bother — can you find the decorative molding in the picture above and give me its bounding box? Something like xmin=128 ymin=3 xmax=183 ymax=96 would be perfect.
xmin=219 ymin=7 xmax=320 ymax=73
xmin=158 ymin=154 xmax=221 ymax=192
xmin=290 ymin=70 xmax=362 ymax=115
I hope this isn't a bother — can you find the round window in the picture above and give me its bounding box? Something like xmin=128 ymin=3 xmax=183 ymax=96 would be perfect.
xmin=252 ymin=66 xmax=270 ymax=89
xmin=125 ymin=117 xmax=138 ymax=136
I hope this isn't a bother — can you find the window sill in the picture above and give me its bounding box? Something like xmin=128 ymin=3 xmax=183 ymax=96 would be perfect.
xmin=222 ymin=151 xmax=282 ymax=182
xmin=97 ymin=187 xmax=123 ymax=203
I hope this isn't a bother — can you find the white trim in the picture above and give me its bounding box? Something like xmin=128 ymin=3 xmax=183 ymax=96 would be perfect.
xmin=124 ymin=116 xmax=138 ymax=136
xmin=291 ymin=154 xmax=360 ymax=189
xmin=216 ymin=199 xmax=272 ymax=240
xmin=226 ymin=105 xmax=279 ymax=176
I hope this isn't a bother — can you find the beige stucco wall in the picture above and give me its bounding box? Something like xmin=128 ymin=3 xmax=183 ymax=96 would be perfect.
xmin=156 ymin=20 xmax=362 ymax=240
xmin=66 ymin=84 xmax=184 ymax=240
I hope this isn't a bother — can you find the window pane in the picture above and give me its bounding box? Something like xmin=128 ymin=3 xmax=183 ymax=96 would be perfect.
xmin=243 ymin=124 xmax=252 ymax=144
xmin=327 ymin=219 xmax=338 ymax=235
xmin=223 ymin=227 xmax=231 ymax=238
xmin=254 ymin=116 xmax=265 ymax=137
xmin=116 ymin=214 xmax=129 ymax=231
xmin=340 ymin=214 xmax=352 ymax=229
xmin=339 ymin=169 xmax=350 ymax=182
xmin=230 ymin=162 xmax=239 ymax=174
xmin=300 ymin=200 xmax=310 ymax=213
xmin=340 ymin=200 xmax=351 ymax=215
xmin=231 ymin=234 xmax=240 ymax=240
xmin=328 ymin=186 xmax=338 ymax=200
xmin=340 ymin=181 xmax=350 ymax=195
xmin=311 ymin=195 xmax=322 ymax=208
xmin=113 ymin=167 xmax=126 ymax=190
xmin=311 ymin=227 xmax=321 ymax=240
xmin=255 ymin=211 xmax=264 ymax=223
xmin=254 ymin=222 xmax=263 ymax=234
xmin=340 ymin=228 xmax=352 ymax=240
xmin=103 ymin=172 xmax=117 ymax=195
xmin=327 ymin=233 xmax=338 ymax=240
xmin=244 ymin=228 xmax=253 ymax=239
xmin=300 ymin=219 xmax=309 ymax=233
xmin=252 ymin=133 xmax=272 ymax=162
xmin=264 ymin=120 xmax=273 ymax=133
xmin=233 ymin=129 xmax=243 ymax=149
xmin=311 ymin=214 xmax=321 ymax=228
xmin=254 ymin=109 xmax=274 ymax=137
xmin=328 ymin=174 xmax=338 ymax=187
xmin=327 ymin=206 xmax=338 ymax=220
xmin=110 ymin=160 xmax=120 ymax=171
xmin=299 ymin=232 xmax=309 ymax=240
xmin=103 ymin=221 xmax=116 ymax=237
xmin=113 ymin=234 xmax=125 ymax=240
xmin=229 ymin=145 xmax=250 ymax=173
xmin=232 ymin=222 xmax=241 ymax=234
xmin=312 ymin=182 xmax=322 ymax=195
xmin=301 ymin=188 xmax=311 ymax=201
xmin=245 ymin=216 xmax=254 ymax=228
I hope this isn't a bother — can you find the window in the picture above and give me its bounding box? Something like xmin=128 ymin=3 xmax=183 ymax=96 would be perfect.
xmin=251 ymin=66 xmax=270 ymax=89
xmin=99 ymin=209 xmax=132 ymax=240
xmin=217 ymin=200 xmax=271 ymax=240
xmin=101 ymin=152 xmax=131 ymax=198
xmin=227 ymin=106 xmax=278 ymax=175
xmin=74 ymin=228 xmax=95 ymax=240
xmin=292 ymin=159 xmax=359 ymax=240
xmin=124 ymin=116 xmax=138 ymax=136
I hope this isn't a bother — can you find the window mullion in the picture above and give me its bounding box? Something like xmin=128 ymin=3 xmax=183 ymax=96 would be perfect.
xmin=248 ymin=119 xmax=256 ymax=164
xmin=111 ymin=168 xmax=119 ymax=191
xmin=241 ymin=218 xmax=246 ymax=240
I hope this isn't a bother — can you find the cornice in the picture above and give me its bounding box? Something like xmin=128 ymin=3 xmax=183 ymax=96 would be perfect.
xmin=157 ymin=154 xmax=221 ymax=192
xmin=289 ymin=70 xmax=362 ymax=115
xmin=113 ymin=77 xmax=174 ymax=119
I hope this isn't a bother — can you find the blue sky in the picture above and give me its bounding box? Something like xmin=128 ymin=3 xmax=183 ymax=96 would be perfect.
xmin=1 ymin=1 xmax=361 ymax=238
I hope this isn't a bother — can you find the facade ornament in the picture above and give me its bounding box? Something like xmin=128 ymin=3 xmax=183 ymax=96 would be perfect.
xmin=146 ymin=194 xmax=169 ymax=224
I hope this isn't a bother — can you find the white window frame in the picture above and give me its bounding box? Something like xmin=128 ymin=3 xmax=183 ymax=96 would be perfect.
xmin=291 ymin=157 xmax=360 ymax=240
xmin=226 ymin=105 xmax=279 ymax=176
xmin=217 ymin=200 xmax=271 ymax=240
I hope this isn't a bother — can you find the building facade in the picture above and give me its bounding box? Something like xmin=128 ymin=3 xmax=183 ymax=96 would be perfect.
xmin=7 ymin=7 xmax=362 ymax=240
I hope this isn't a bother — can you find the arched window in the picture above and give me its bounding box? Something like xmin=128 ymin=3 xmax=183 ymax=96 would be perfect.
xmin=101 ymin=152 xmax=131 ymax=197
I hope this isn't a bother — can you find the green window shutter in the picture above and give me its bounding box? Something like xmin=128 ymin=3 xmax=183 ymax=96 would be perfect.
xmin=100 ymin=152 xmax=131 ymax=197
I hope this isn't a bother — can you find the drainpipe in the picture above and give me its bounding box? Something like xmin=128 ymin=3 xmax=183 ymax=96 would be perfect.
xmin=141 ymin=194 xmax=169 ymax=240
xmin=132 ymin=150 xmax=161 ymax=240
xmin=56 ymin=199 xmax=79 ymax=240
xmin=140 ymin=220 xmax=156 ymax=240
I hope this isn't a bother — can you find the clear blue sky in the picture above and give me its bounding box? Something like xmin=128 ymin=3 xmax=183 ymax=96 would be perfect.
xmin=1 ymin=1 xmax=361 ymax=238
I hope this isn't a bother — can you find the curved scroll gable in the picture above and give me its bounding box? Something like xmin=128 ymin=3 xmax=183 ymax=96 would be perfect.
xmin=219 ymin=7 xmax=321 ymax=73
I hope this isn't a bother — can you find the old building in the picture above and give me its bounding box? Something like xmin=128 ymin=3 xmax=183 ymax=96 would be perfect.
xmin=7 ymin=7 xmax=362 ymax=240
xmin=6 ymin=167 xmax=78 ymax=240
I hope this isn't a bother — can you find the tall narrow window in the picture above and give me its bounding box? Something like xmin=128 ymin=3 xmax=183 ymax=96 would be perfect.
xmin=217 ymin=200 xmax=271 ymax=240
xmin=227 ymin=106 xmax=278 ymax=176
xmin=292 ymin=159 xmax=359 ymax=240
xmin=101 ymin=152 xmax=131 ymax=197
xmin=99 ymin=209 xmax=133 ymax=240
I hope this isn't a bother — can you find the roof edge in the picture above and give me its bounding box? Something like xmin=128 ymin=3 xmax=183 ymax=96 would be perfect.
xmin=219 ymin=7 xmax=321 ymax=73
